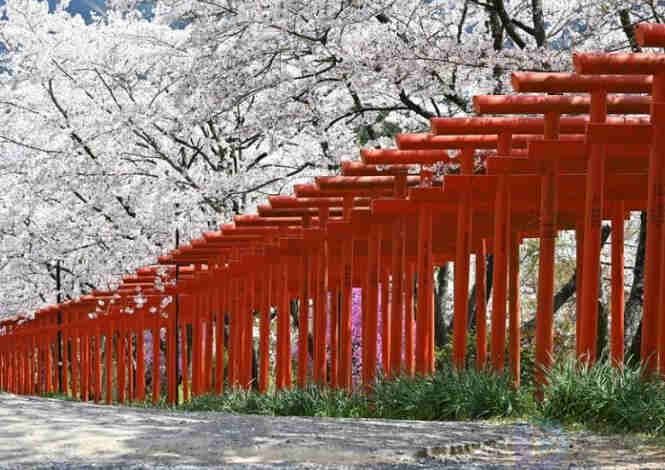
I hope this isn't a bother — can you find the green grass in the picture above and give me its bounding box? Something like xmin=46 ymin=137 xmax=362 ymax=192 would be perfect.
xmin=43 ymin=391 xmax=74 ymax=401
xmin=540 ymin=358 xmax=665 ymax=435
xmin=181 ymin=386 xmax=370 ymax=418
xmin=38 ymin=358 xmax=665 ymax=438
xmin=177 ymin=360 xmax=665 ymax=438
xmin=371 ymin=366 xmax=532 ymax=421
xmin=181 ymin=365 xmax=531 ymax=422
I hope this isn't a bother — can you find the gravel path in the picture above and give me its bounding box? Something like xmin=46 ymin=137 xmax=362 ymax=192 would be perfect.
xmin=0 ymin=393 xmax=663 ymax=469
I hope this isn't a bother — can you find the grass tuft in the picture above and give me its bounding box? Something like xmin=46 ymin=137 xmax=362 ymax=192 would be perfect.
xmin=181 ymin=367 xmax=529 ymax=422
xmin=540 ymin=358 xmax=665 ymax=435
xmin=44 ymin=358 xmax=665 ymax=437
xmin=181 ymin=386 xmax=370 ymax=418
xmin=371 ymin=365 xmax=532 ymax=421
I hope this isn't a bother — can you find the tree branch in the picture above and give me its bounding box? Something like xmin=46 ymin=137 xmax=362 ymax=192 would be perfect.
xmin=492 ymin=0 xmax=526 ymax=48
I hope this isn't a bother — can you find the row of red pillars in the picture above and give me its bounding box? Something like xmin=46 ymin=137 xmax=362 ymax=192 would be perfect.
xmin=2 ymin=23 xmax=665 ymax=402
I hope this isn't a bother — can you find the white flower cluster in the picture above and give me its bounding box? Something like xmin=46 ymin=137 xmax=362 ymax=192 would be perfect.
xmin=0 ymin=0 xmax=652 ymax=318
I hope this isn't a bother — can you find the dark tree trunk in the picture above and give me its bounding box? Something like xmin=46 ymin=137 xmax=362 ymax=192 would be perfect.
xmin=467 ymin=254 xmax=494 ymax=331
xmin=487 ymin=7 xmax=505 ymax=94
xmin=488 ymin=6 xmax=505 ymax=51
xmin=467 ymin=283 xmax=477 ymax=330
xmin=619 ymin=9 xmax=642 ymax=53
xmin=491 ymin=0 xmax=526 ymax=48
xmin=531 ymin=0 xmax=546 ymax=47
xmin=290 ymin=300 xmax=316 ymax=360
xmin=597 ymin=300 xmax=609 ymax=362
xmin=627 ymin=212 xmax=646 ymax=361
xmin=486 ymin=254 xmax=494 ymax=303
xmin=251 ymin=342 xmax=259 ymax=390
xmin=557 ymin=224 xmax=611 ymax=313
xmin=435 ymin=264 xmax=450 ymax=349
xmin=524 ymin=224 xmax=611 ymax=330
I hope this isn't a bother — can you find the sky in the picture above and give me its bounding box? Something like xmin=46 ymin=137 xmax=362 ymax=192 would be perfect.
xmin=0 ymin=0 xmax=157 ymax=24
xmin=0 ymin=0 xmax=106 ymax=23
xmin=61 ymin=0 xmax=106 ymax=22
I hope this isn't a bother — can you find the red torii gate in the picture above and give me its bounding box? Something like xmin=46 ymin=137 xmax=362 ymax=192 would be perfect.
xmin=3 ymin=22 xmax=665 ymax=405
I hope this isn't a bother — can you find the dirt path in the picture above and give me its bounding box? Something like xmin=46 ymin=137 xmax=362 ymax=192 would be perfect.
xmin=0 ymin=393 xmax=663 ymax=469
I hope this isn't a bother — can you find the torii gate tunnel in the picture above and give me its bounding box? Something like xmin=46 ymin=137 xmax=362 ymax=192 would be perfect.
xmin=3 ymin=24 xmax=665 ymax=404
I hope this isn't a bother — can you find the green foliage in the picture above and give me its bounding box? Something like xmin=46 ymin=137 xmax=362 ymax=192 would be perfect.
xmin=435 ymin=332 xmax=478 ymax=371
xmin=179 ymin=361 xmax=665 ymax=437
xmin=270 ymin=387 xmax=369 ymax=418
xmin=182 ymin=389 xmax=272 ymax=414
xmin=181 ymin=368 xmax=529 ymax=422
xmin=371 ymin=366 xmax=533 ymax=421
xmin=541 ymin=358 xmax=665 ymax=435
xmin=43 ymin=391 xmax=74 ymax=401
xmin=42 ymin=359 xmax=665 ymax=437
xmin=181 ymin=386 xmax=369 ymax=418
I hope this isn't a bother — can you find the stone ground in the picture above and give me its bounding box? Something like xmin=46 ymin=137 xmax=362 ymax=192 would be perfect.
xmin=0 ymin=393 xmax=664 ymax=469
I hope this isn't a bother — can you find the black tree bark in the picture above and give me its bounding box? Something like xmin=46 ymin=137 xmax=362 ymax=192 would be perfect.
xmin=627 ymin=212 xmax=646 ymax=361
xmin=435 ymin=264 xmax=450 ymax=349
xmin=524 ymin=224 xmax=611 ymax=330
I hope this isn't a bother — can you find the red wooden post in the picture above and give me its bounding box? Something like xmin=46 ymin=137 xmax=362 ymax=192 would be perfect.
xmin=298 ymin=237 xmax=310 ymax=388
xmin=72 ymin=325 xmax=80 ymax=400
xmin=227 ymin=278 xmax=236 ymax=388
xmin=27 ymin=336 xmax=34 ymax=395
xmin=94 ymin=323 xmax=102 ymax=402
xmin=415 ymin=207 xmax=434 ymax=375
xmin=81 ymin=329 xmax=89 ymax=402
xmin=508 ymin=232 xmax=521 ymax=387
xmin=315 ymin=207 xmax=330 ymax=385
xmin=404 ymin=261 xmax=416 ymax=376
xmin=364 ymin=225 xmax=381 ymax=386
xmin=117 ymin=317 xmax=125 ymax=404
xmin=452 ymin=147 xmax=474 ymax=369
xmin=205 ymin=286 xmax=215 ymax=393
xmin=645 ymin=85 xmax=665 ymax=372
xmin=361 ymin=250 xmax=369 ymax=385
xmin=380 ymin=268 xmax=390 ymax=375
xmin=579 ymin=89 xmax=608 ymax=363
xmin=152 ymin=311 xmax=161 ymax=404
xmin=259 ymin=263 xmax=271 ymax=393
xmin=491 ymin=133 xmax=511 ymax=372
xmin=239 ymin=275 xmax=248 ymax=389
xmin=390 ymin=175 xmax=407 ymax=376
xmin=136 ymin=301 xmax=146 ymax=402
xmin=339 ymin=228 xmax=354 ymax=389
xmin=282 ymin=257 xmax=292 ymax=388
xmin=168 ymin=301 xmax=177 ymax=404
xmin=246 ymin=269 xmax=256 ymax=389
xmin=215 ymin=280 xmax=228 ymax=395
xmin=330 ymin=280 xmax=340 ymax=387
xmin=197 ymin=287 xmax=206 ymax=395
xmin=278 ymin=259 xmax=292 ymax=389
xmin=181 ymin=296 xmax=190 ymax=402
xmin=105 ymin=316 xmax=113 ymax=404
xmin=534 ymin=112 xmax=561 ymax=391
xmin=611 ymin=202 xmax=625 ymax=367
xmin=45 ymin=319 xmax=53 ymax=394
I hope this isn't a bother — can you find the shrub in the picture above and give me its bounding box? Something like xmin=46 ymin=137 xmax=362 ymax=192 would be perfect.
xmin=181 ymin=386 xmax=369 ymax=418
xmin=371 ymin=365 xmax=532 ymax=421
xmin=181 ymin=368 xmax=530 ymax=422
xmin=540 ymin=358 xmax=665 ymax=435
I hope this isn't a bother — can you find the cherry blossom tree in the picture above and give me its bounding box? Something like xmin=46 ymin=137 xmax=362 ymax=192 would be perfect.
xmin=0 ymin=0 xmax=659 ymax=332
